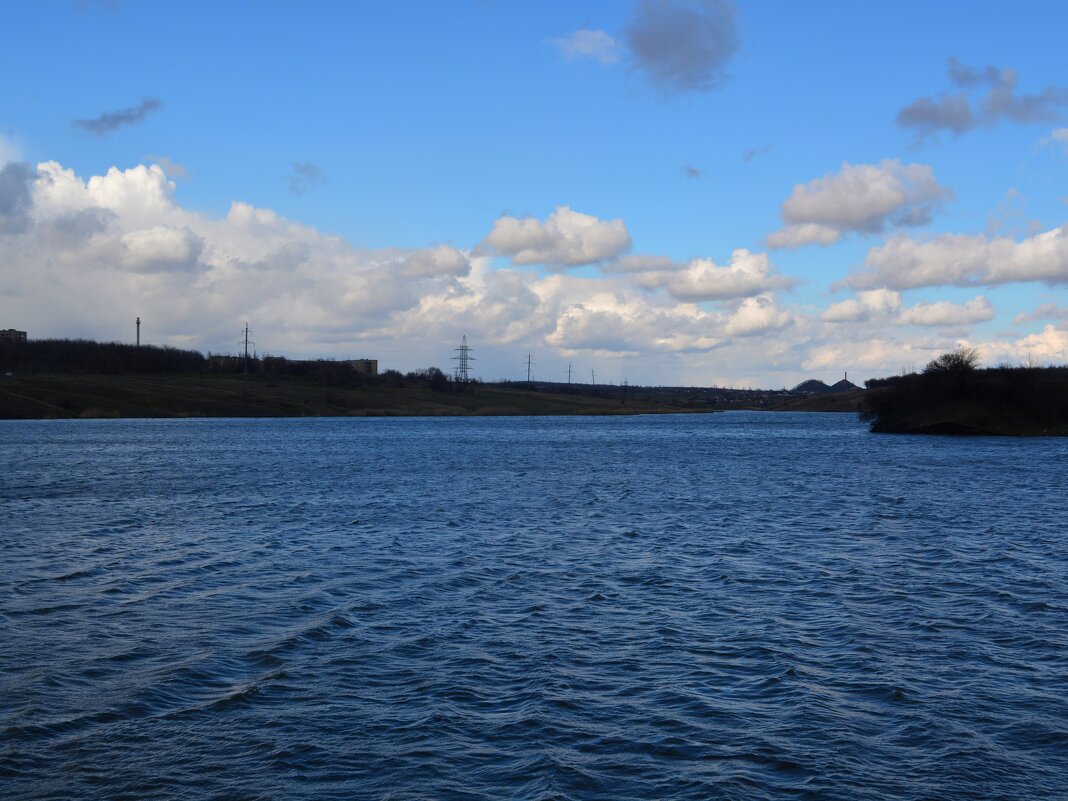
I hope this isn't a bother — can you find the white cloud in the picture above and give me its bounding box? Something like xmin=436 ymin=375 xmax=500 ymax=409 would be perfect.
xmin=549 ymin=29 xmax=621 ymax=65
xmin=802 ymin=337 xmax=945 ymax=374
xmin=849 ymin=223 xmax=1068 ymax=290
xmin=546 ymin=294 xmax=720 ymax=355
xmin=120 ymin=225 xmax=204 ymax=272
xmin=768 ymin=160 xmax=951 ymax=248
xmin=88 ymin=164 xmax=177 ymax=217
xmin=482 ymin=206 xmax=631 ymax=267
xmin=644 ymin=249 xmax=793 ymax=301
xmin=896 ymin=296 xmax=994 ymax=327
xmin=2 ymin=159 xmax=474 ymax=350
xmin=723 ymin=294 xmax=793 ymax=336
xmin=977 ymin=324 xmax=1068 ymax=366
xmin=393 ymin=244 xmax=470 ymax=278
xmin=820 ymin=289 xmax=902 ymax=323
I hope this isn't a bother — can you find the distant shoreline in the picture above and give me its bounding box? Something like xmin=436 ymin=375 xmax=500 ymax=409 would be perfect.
xmin=0 ymin=373 xmax=710 ymax=420
xmin=0 ymin=373 xmax=866 ymax=421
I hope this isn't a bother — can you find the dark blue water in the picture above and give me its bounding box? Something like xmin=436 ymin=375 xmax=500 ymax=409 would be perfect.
xmin=2 ymin=413 xmax=1067 ymax=800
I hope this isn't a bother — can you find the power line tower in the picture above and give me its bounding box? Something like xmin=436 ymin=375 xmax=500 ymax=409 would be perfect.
xmin=567 ymin=363 xmax=572 ymax=392
xmin=452 ymin=334 xmax=474 ymax=384
xmin=240 ymin=322 xmax=256 ymax=374
xmin=525 ymin=352 xmax=535 ymax=385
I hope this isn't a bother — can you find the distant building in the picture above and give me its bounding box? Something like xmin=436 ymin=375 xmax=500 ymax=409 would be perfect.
xmin=344 ymin=359 xmax=378 ymax=376
xmin=0 ymin=329 xmax=27 ymax=342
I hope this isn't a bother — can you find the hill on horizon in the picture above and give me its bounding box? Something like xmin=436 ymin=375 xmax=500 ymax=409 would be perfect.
xmin=793 ymin=378 xmax=861 ymax=394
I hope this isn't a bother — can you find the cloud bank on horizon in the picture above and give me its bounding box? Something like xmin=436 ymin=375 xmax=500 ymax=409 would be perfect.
xmin=2 ymin=1 xmax=1068 ymax=387
xmin=3 ymin=154 xmax=1065 ymax=386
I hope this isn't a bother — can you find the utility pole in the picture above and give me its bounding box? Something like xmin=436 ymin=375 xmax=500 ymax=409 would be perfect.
xmin=452 ymin=334 xmax=474 ymax=384
xmin=240 ymin=322 xmax=255 ymax=375
xmin=135 ymin=316 xmax=140 ymax=347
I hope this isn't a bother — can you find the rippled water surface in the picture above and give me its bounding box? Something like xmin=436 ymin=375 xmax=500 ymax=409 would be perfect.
xmin=3 ymin=413 xmax=1067 ymax=800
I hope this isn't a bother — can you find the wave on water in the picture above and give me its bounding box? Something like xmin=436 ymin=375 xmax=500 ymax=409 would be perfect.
xmin=2 ymin=413 xmax=1067 ymax=799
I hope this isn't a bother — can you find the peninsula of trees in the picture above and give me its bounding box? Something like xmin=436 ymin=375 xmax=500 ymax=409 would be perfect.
xmin=860 ymin=348 xmax=1068 ymax=436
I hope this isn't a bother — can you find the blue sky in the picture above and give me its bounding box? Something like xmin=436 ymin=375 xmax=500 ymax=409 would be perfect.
xmin=2 ymin=0 xmax=1067 ymax=386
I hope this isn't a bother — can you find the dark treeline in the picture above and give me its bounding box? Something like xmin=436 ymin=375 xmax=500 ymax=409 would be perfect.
xmin=1 ymin=339 xmax=207 ymax=374
xmin=861 ymin=349 xmax=1068 ymax=435
xmin=0 ymin=338 xmax=472 ymax=392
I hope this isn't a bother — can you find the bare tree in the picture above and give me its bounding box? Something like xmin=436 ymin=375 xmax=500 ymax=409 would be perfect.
xmin=924 ymin=346 xmax=980 ymax=374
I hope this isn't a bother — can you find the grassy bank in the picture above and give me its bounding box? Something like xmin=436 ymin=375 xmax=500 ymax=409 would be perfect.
xmin=758 ymin=389 xmax=865 ymax=413
xmin=0 ymin=373 xmax=712 ymax=419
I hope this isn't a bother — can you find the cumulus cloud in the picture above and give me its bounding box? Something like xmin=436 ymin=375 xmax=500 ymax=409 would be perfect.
xmin=802 ymin=337 xmax=947 ymax=374
xmin=767 ymin=160 xmax=951 ymax=248
xmin=550 ymin=29 xmax=621 ymax=64
xmin=897 ymin=59 xmax=1068 ymax=142
xmin=652 ymin=249 xmax=793 ymax=301
xmin=896 ymin=296 xmax=994 ymax=327
xmin=1 ymin=159 xmax=480 ymax=350
xmin=624 ymin=0 xmax=739 ymax=94
xmin=979 ymin=324 xmax=1068 ymax=366
xmin=819 ymin=289 xmax=902 ymax=323
xmin=119 ymin=226 xmax=204 ymax=273
xmin=393 ymin=244 xmax=471 ymax=278
xmin=72 ymin=97 xmax=162 ymax=136
xmin=0 ymin=162 xmax=37 ymax=234
xmin=723 ymin=294 xmax=792 ymax=336
xmin=848 ymin=223 xmax=1068 ymax=290
xmin=547 ymin=293 xmax=722 ymax=355
xmin=287 ymin=161 xmax=325 ymax=195
xmin=482 ymin=206 xmax=631 ymax=267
